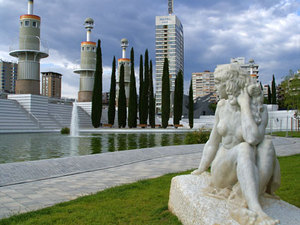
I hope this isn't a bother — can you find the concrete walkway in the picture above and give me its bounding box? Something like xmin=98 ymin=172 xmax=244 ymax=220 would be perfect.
xmin=0 ymin=136 xmax=299 ymax=219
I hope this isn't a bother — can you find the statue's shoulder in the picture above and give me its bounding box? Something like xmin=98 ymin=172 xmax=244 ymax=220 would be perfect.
xmin=217 ymin=99 xmax=226 ymax=107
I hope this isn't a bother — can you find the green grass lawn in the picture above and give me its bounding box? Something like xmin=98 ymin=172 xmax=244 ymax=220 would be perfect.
xmin=271 ymin=131 xmax=300 ymax=138
xmin=0 ymin=155 xmax=299 ymax=225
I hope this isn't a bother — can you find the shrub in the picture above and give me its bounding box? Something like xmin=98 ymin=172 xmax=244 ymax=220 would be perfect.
xmin=61 ymin=127 xmax=70 ymax=134
xmin=184 ymin=128 xmax=210 ymax=144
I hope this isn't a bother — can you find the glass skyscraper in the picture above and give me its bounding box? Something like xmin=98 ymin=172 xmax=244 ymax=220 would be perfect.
xmin=155 ymin=4 xmax=184 ymax=113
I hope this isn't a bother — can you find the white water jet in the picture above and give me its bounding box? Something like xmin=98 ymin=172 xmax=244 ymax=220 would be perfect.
xmin=70 ymin=101 xmax=79 ymax=137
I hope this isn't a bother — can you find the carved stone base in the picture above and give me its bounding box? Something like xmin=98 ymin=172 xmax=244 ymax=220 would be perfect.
xmin=168 ymin=173 xmax=300 ymax=225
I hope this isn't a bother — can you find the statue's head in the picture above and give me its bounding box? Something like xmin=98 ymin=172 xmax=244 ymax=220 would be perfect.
xmin=214 ymin=64 xmax=249 ymax=99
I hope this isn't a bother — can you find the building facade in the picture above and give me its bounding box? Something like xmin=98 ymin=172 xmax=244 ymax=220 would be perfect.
xmin=74 ymin=18 xmax=96 ymax=102
xmin=192 ymin=71 xmax=217 ymax=102
xmin=0 ymin=60 xmax=18 ymax=94
xmin=41 ymin=72 xmax=62 ymax=98
xmin=230 ymin=57 xmax=259 ymax=79
xmin=9 ymin=0 xmax=48 ymax=95
xmin=155 ymin=0 xmax=184 ymax=112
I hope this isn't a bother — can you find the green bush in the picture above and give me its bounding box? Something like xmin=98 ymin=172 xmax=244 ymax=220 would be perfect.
xmin=61 ymin=127 xmax=70 ymax=134
xmin=184 ymin=128 xmax=210 ymax=144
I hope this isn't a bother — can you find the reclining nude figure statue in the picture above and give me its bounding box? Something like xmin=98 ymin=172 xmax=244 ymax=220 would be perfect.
xmin=192 ymin=64 xmax=281 ymax=225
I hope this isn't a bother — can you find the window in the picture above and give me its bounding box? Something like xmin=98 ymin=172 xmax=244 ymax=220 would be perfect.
xmin=82 ymin=47 xmax=84 ymax=51
xmin=86 ymin=47 xmax=90 ymax=51
xmin=20 ymin=21 xmax=23 ymax=27
xmin=32 ymin=21 xmax=37 ymax=28
xmin=24 ymin=21 xmax=30 ymax=27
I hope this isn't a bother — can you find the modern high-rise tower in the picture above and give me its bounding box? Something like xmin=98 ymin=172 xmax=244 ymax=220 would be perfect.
xmin=116 ymin=38 xmax=131 ymax=105
xmin=0 ymin=60 xmax=18 ymax=94
xmin=155 ymin=0 xmax=184 ymax=112
xmin=9 ymin=0 xmax=49 ymax=95
xmin=74 ymin=18 xmax=96 ymax=102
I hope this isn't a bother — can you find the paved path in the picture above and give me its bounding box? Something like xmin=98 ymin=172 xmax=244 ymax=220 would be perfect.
xmin=0 ymin=136 xmax=299 ymax=219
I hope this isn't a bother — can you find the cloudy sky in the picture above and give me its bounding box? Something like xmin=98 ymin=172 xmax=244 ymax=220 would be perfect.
xmin=0 ymin=0 xmax=299 ymax=98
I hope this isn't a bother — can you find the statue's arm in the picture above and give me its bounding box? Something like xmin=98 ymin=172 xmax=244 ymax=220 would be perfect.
xmin=192 ymin=101 xmax=222 ymax=175
xmin=238 ymin=91 xmax=265 ymax=145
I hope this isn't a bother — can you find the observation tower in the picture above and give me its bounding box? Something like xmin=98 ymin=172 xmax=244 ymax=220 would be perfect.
xmin=74 ymin=18 xmax=96 ymax=102
xmin=9 ymin=0 xmax=49 ymax=95
xmin=117 ymin=38 xmax=131 ymax=104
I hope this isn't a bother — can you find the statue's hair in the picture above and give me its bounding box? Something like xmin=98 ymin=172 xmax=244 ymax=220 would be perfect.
xmin=214 ymin=64 xmax=264 ymax=124
xmin=215 ymin=64 xmax=249 ymax=97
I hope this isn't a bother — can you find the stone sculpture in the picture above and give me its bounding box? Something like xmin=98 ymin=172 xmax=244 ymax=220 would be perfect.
xmin=191 ymin=64 xmax=281 ymax=225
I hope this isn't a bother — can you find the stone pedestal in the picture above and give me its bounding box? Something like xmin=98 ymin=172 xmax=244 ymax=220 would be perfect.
xmin=168 ymin=173 xmax=300 ymax=225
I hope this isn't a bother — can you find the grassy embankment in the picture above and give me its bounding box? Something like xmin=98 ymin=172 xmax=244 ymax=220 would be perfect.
xmin=0 ymin=155 xmax=299 ymax=225
xmin=271 ymin=131 xmax=300 ymax=138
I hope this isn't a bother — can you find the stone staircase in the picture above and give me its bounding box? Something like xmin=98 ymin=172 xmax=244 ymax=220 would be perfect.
xmin=0 ymin=99 xmax=39 ymax=131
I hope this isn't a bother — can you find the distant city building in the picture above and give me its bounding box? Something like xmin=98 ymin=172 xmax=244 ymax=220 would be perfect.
xmin=155 ymin=0 xmax=184 ymax=112
xmin=102 ymin=92 xmax=110 ymax=105
xmin=0 ymin=60 xmax=18 ymax=94
xmin=74 ymin=18 xmax=96 ymax=102
xmin=230 ymin=57 xmax=259 ymax=80
xmin=41 ymin=72 xmax=62 ymax=98
xmin=263 ymin=84 xmax=270 ymax=99
xmin=116 ymin=38 xmax=131 ymax=106
xmin=192 ymin=71 xmax=217 ymax=102
xmin=9 ymin=0 xmax=49 ymax=95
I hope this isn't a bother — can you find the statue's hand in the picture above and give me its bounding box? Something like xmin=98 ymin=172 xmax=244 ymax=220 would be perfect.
xmin=237 ymin=87 xmax=250 ymax=107
xmin=191 ymin=169 xmax=203 ymax=175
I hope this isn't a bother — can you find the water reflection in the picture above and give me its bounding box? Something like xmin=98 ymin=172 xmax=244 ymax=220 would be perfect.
xmin=0 ymin=132 xmax=189 ymax=164
xmin=91 ymin=135 xmax=102 ymax=154
xmin=139 ymin=133 xmax=148 ymax=149
xmin=148 ymin=134 xmax=156 ymax=148
xmin=108 ymin=134 xmax=115 ymax=152
xmin=117 ymin=133 xmax=127 ymax=151
xmin=161 ymin=134 xmax=170 ymax=146
xmin=127 ymin=133 xmax=137 ymax=150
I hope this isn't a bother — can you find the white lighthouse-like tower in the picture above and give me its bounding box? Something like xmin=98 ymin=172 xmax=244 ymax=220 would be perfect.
xmin=9 ymin=0 xmax=49 ymax=95
xmin=74 ymin=18 xmax=96 ymax=102
xmin=116 ymin=38 xmax=131 ymax=105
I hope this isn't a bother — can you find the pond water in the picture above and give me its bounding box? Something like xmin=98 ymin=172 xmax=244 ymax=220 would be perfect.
xmin=0 ymin=132 xmax=189 ymax=164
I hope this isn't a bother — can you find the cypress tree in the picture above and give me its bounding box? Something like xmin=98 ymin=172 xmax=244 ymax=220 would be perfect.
xmin=271 ymin=75 xmax=277 ymax=104
xmin=189 ymin=79 xmax=194 ymax=129
xmin=91 ymin=39 xmax=102 ymax=128
xmin=267 ymin=84 xmax=271 ymax=104
xmin=139 ymin=55 xmax=143 ymax=124
xmin=149 ymin=60 xmax=155 ymax=128
xmin=118 ymin=64 xmax=127 ymax=128
xmin=128 ymin=48 xmax=137 ymax=128
xmin=173 ymin=70 xmax=183 ymax=126
xmin=108 ymin=56 xmax=116 ymax=125
xmin=141 ymin=49 xmax=149 ymax=125
xmin=161 ymin=57 xmax=170 ymax=128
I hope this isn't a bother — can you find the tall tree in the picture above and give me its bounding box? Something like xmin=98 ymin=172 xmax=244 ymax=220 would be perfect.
xmin=128 ymin=48 xmax=137 ymax=128
xmin=118 ymin=64 xmax=127 ymax=128
xmin=139 ymin=54 xmax=143 ymax=124
xmin=91 ymin=39 xmax=102 ymax=128
xmin=173 ymin=70 xmax=183 ymax=125
xmin=189 ymin=79 xmax=194 ymax=129
xmin=108 ymin=56 xmax=116 ymax=125
xmin=140 ymin=49 xmax=149 ymax=125
xmin=161 ymin=57 xmax=170 ymax=128
xmin=267 ymin=84 xmax=271 ymax=104
xmin=149 ymin=60 xmax=155 ymax=128
xmin=271 ymin=75 xmax=276 ymax=104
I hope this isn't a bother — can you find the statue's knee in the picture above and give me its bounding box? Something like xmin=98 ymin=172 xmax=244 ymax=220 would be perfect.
xmin=238 ymin=142 xmax=254 ymax=160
